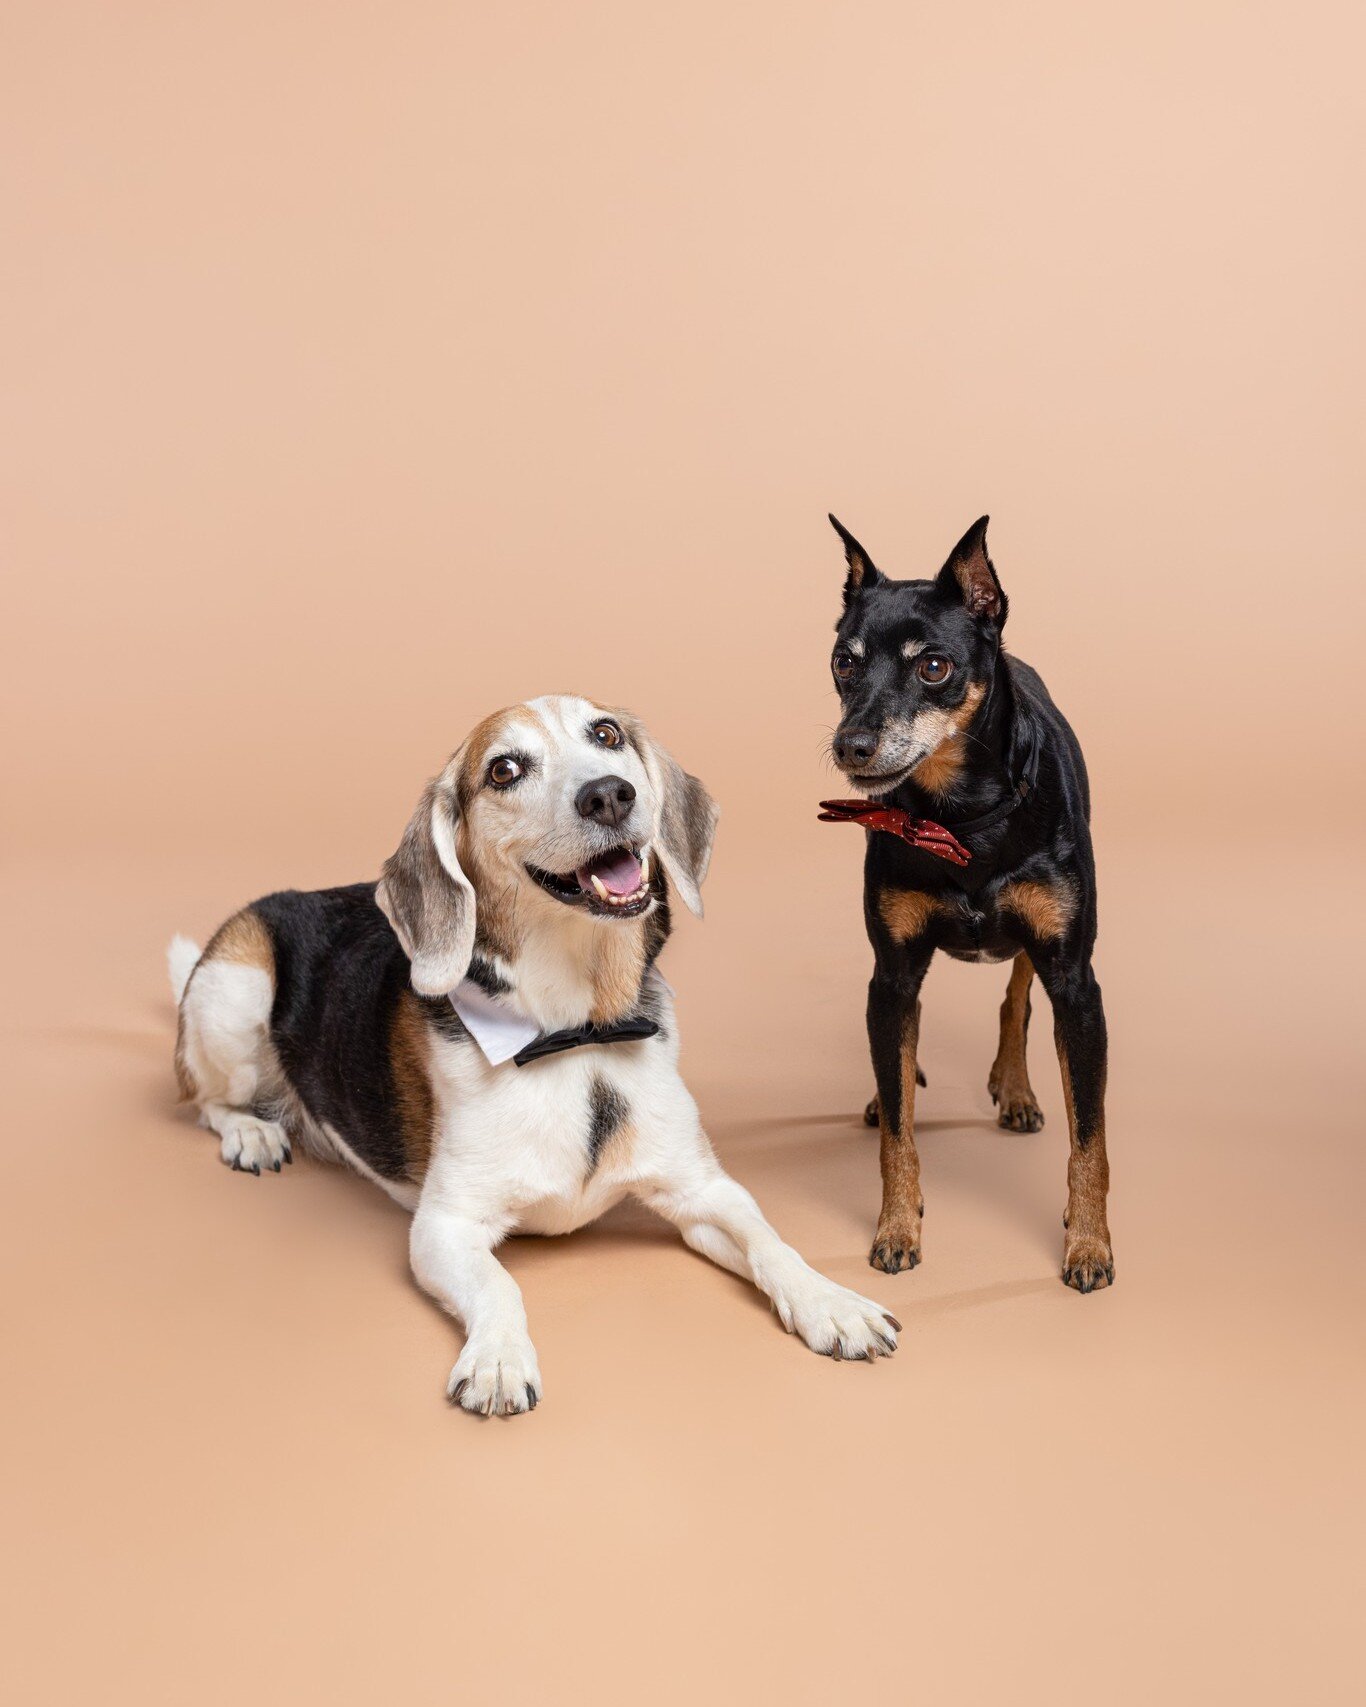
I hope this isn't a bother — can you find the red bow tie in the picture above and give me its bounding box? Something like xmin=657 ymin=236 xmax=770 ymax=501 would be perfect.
xmin=817 ymin=799 xmax=972 ymax=868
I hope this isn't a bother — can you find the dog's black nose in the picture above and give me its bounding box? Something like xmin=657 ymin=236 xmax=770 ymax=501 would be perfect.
xmin=834 ymin=729 xmax=879 ymax=769
xmin=576 ymin=775 xmax=636 ymax=827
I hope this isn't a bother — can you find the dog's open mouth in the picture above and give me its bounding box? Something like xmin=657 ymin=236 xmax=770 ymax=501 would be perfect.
xmin=527 ymin=845 xmax=654 ymax=918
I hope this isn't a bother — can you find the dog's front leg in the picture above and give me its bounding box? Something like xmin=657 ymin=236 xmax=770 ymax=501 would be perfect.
xmin=409 ymin=1202 xmax=542 ymax=1415
xmin=1037 ymin=957 xmax=1114 ymax=1292
xmin=867 ymin=949 xmax=933 ymax=1274
xmin=643 ymin=1163 xmax=899 ymax=1361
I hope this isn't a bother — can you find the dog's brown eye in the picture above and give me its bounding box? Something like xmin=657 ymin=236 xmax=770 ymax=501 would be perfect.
xmin=832 ymin=648 xmax=857 ymax=681
xmin=916 ymin=654 xmax=954 ymax=686
xmin=591 ymin=721 xmax=623 ymax=748
xmin=488 ymin=757 xmax=523 ymax=788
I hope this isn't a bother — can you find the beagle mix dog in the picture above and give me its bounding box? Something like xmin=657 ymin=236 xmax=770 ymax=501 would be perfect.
xmin=171 ymin=695 xmax=899 ymax=1415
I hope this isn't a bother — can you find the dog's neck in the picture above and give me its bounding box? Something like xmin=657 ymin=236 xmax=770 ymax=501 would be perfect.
xmin=467 ymin=888 xmax=656 ymax=1032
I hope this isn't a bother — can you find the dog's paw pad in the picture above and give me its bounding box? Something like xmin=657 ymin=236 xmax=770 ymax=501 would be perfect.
xmin=218 ymin=1115 xmax=290 ymax=1173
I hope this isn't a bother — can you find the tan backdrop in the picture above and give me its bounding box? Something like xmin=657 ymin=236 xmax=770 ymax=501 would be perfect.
xmin=3 ymin=5 xmax=1362 ymax=1704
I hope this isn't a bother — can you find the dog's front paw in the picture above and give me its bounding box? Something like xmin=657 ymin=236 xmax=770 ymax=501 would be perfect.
xmin=869 ymin=1210 xmax=922 ymax=1275
xmin=773 ymin=1276 xmax=900 ymax=1361
xmin=447 ymin=1336 xmax=543 ymax=1417
xmin=1062 ymin=1233 xmax=1114 ymax=1294
xmin=215 ymin=1114 xmax=291 ymax=1174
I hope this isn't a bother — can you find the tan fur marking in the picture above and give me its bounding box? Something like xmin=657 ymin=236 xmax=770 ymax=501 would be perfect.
xmin=174 ymin=908 xmax=274 ymax=1103
xmin=998 ymin=877 xmax=1076 ymax=942
xmin=457 ymin=823 xmax=518 ymax=967
xmin=993 ymin=952 xmax=1033 ymax=1083
xmin=988 ymin=952 xmax=1043 ymax=1129
xmin=173 ymin=1016 xmax=197 ymax=1101
xmin=1056 ymin=1045 xmax=1112 ymax=1277
xmin=588 ymin=927 xmax=648 ymax=1026
xmin=872 ymin=1002 xmax=923 ymax=1269
xmin=201 ymin=908 xmax=274 ymax=970
xmin=879 ymin=888 xmax=939 ymax=942
xmin=911 ymin=681 xmax=985 ymax=797
xmin=452 ymin=704 xmax=543 ymax=966
xmin=455 ymin=706 xmax=522 ymax=803
xmin=390 ymin=990 xmax=436 ymax=1182
xmin=595 ymin=1116 xmax=636 ymax=1173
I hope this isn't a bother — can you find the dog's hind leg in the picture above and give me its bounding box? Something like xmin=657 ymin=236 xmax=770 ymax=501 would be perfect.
xmin=988 ymin=952 xmax=1044 ymax=1132
xmin=1036 ymin=956 xmax=1113 ymax=1291
xmin=171 ymin=911 xmax=292 ymax=1175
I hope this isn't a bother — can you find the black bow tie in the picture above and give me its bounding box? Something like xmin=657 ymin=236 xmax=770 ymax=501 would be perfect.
xmin=513 ymin=1015 xmax=660 ymax=1067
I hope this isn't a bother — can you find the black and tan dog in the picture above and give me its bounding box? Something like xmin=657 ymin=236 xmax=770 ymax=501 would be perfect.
xmin=820 ymin=516 xmax=1113 ymax=1292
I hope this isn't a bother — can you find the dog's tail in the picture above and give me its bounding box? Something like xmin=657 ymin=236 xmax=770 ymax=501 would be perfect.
xmin=167 ymin=935 xmax=202 ymax=1005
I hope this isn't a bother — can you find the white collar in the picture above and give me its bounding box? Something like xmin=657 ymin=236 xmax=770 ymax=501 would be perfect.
xmin=449 ymin=966 xmax=673 ymax=1067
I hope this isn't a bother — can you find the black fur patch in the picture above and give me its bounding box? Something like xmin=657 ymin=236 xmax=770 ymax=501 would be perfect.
xmin=465 ymin=954 xmax=510 ymax=997
xmin=586 ymin=1075 xmax=628 ymax=1175
xmin=250 ymin=883 xmax=420 ymax=1180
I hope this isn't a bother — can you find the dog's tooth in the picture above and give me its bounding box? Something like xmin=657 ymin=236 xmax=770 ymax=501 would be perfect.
xmin=640 ymin=851 xmax=651 ymax=884
xmin=590 ymin=875 xmax=609 ymax=901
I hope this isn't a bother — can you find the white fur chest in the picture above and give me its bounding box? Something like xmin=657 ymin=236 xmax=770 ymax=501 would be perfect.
xmin=421 ymin=1004 xmax=688 ymax=1236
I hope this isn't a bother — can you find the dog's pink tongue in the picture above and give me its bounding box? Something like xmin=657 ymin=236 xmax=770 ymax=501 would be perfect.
xmin=577 ymin=849 xmax=642 ymax=896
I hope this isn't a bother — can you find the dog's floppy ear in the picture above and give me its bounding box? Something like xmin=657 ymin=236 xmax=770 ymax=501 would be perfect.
xmin=935 ymin=515 xmax=1007 ymax=627
xmin=375 ymin=774 xmax=476 ymax=996
xmin=829 ymin=514 xmax=883 ymax=604
xmin=618 ymin=713 xmax=719 ymax=917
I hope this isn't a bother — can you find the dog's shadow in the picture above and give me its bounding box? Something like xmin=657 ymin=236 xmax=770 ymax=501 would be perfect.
xmin=712 ymin=1101 xmax=1062 ymax=1264
xmin=137 ymin=1000 xmax=1058 ymax=1313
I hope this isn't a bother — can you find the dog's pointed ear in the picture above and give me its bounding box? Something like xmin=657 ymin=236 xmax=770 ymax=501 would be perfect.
xmin=375 ymin=773 xmax=476 ymax=995
xmin=935 ymin=515 xmax=1007 ymax=626
xmin=829 ymin=514 xmax=883 ymax=604
xmin=618 ymin=713 xmax=719 ymax=917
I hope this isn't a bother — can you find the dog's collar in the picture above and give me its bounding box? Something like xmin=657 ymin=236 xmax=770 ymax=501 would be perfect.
xmin=450 ymin=968 xmax=668 ymax=1067
xmin=818 ymin=738 xmax=1039 ymax=868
